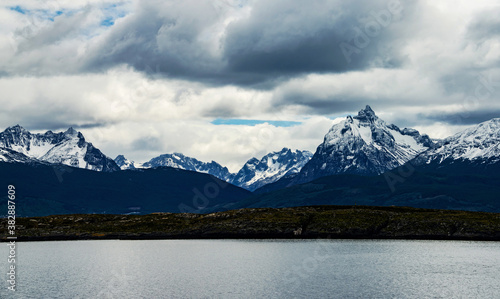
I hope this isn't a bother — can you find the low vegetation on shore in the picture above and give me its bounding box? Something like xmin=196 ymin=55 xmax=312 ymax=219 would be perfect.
xmin=2 ymin=205 xmax=499 ymax=241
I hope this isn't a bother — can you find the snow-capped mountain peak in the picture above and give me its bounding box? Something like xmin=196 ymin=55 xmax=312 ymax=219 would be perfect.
xmin=355 ymin=104 xmax=377 ymax=122
xmin=295 ymin=105 xmax=434 ymax=183
xmin=115 ymin=148 xmax=313 ymax=191
xmin=114 ymin=155 xmax=138 ymax=170
xmin=324 ymin=106 xmax=429 ymax=156
xmin=230 ymin=147 xmax=313 ymax=191
xmin=64 ymin=127 xmax=79 ymax=137
xmin=0 ymin=126 xmax=119 ymax=171
xmin=415 ymin=118 xmax=500 ymax=164
xmin=8 ymin=125 xmax=28 ymax=134
xmin=138 ymin=152 xmax=235 ymax=182
xmin=0 ymin=147 xmax=34 ymax=163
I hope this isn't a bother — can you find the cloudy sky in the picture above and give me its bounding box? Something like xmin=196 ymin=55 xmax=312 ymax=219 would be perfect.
xmin=1 ymin=0 xmax=499 ymax=171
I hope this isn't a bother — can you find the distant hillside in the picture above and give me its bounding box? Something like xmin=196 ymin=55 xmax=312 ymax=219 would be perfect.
xmin=0 ymin=162 xmax=251 ymax=217
xmin=230 ymin=162 xmax=500 ymax=213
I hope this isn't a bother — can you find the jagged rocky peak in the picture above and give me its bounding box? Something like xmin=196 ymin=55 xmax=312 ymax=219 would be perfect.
xmin=229 ymin=147 xmax=313 ymax=191
xmin=291 ymin=105 xmax=435 ymax=184
xmin=355 ymin=105 xmax=377 ymax=122
xmin=115 ymin=154 xmax=127 ymax=164
xmin=115 ymin=148 xmax=313 ymax=191
xmin=8 ymin=124 xmax=28 ymax=133
xmin=114 ymin=154 xmax=129 ymax=166
xmin=0 ymin=147 xmax=34 ymax=163
xmin=142 ymin=152 xmax=234 ymax=182
xmin=64 ymin=127 xmax=79 ymax=137
xmin=326 ymin=106 xmax=433 ymax=148
xmin=246 ymin=157 xmax=260 ymax=165
xmin=414 ymin=117 xmax=500 ymax=164
xmin=114 ymin=155 xmax=137 ymax=170
xmin=2 ymin=125 xmax=31 ymax=144
xmin=0 ymin=125 xmax=119 ymax=172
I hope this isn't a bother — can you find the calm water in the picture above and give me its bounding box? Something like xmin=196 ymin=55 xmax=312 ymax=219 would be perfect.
xmin=1 ymin=239 xmax=499 ymax=298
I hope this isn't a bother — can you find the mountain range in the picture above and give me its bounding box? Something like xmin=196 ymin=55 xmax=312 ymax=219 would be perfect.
xmin=0 ymin=125 xmax=119 ymax=172
xmin=259 ymin=106 xmax=436 ymax=192
xmin=115 ymin=153 xmax=234 ymax=182
xmin=1 ymin=105 xmax=499 ymax=216
xmin=413 ymin=118 xmax=500 ymax=165
xmin=2 ymin=106 xmax=499 ymax=189
xmin=0 ymin=125 xmax=312 ymax=191
xmin=256 ymin=107 xmax=500 ymax=196
xmin=114 ymin=148 xmax=313 ymax=191
xmin=229 ymin=148 xmax=313 ymax=191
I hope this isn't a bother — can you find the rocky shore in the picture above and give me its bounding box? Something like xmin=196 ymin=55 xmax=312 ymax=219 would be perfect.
xmin=2 ymin=205 xmax=500 ymax=241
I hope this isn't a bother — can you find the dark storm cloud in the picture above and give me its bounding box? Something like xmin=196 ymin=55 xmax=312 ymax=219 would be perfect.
xmin=84 ymin=0 xmax=222 ymax=80
xmin=420 ymin=109 xmax=500 ymax=125
xmin=72 ymin=123 xmax=110 ymax=129
xmin=223 ymin=0 xmax=406 ymax=75
xmin=84 ymin=0 xmax=410 ymax=87
xmin=273 ymin=93 xmax=370 ymax=115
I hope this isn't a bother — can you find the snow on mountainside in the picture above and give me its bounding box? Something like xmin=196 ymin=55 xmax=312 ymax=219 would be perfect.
xmin=0 ymin=125 xmax=119 ymax=172
xmin=115 ymin=153 xmax=234 ymax=183
xmin=414 ymin=118 xmax=500 ymax=164
xmin=115 ymin=148 xmax=313 ymax=191
xmin=141 ymin=153 xmax=234 ymax=182
xmin=295 ymin=105 xmax=434 ymax=184
xmin=230 ymin=148 xmax=313 ymax=191
xmin=114 ymin=155 xmax=139 ymax=170
xmin=0 ymin=147 xmax=35 ymax=163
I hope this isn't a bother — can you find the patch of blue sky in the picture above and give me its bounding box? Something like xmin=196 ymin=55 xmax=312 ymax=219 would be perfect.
xmin=100 ymin=2 xmax=129 ymax=27
xmin=9 ymin=6 xmax=27 ymax=14
xmin=9 ymin=5 xmax=65 ymax=22
xmin=49 ymin=10 xmax=63 ymax=21
xmin=9 ymin=3 xmax=128 ymax=27
xmin=211 ymin=119 xmax=302 ymax=127
xmin=101 ymin=17 xmax=115 ymax=27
